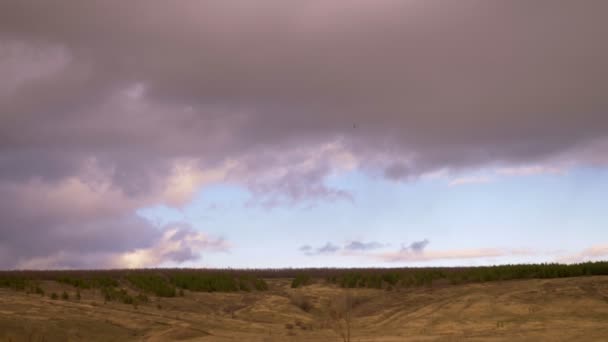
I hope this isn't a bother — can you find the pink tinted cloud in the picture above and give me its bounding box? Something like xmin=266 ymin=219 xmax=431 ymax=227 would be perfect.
xmin=378 ymin=247 xmax=534 ymax=263
xmin=556 ymin=244 xmax=608 ymax=264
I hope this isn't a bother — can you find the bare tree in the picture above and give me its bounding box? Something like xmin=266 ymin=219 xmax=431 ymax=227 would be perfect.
xmin=329 ymin=291 xmax=353 ymax=342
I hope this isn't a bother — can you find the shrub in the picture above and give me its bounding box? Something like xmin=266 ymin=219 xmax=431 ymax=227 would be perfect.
xmin=122 ymin=295 xmax=134 ymax=305
xmin=254 ymin=278 xmax=269 ymax=291
xmin=58 ymin=277 xmax=91 ymax=289
xmin=61 ymin=291 xmax=69 ymax=300
xmin=291 ymin=274 xmax=311 ymax=288
xmin=136 ymin=293 xmax=149 ymax=303
xmin=35 ymin=285 xmax=45 ymax=296
xmin=0 ymin=276 xmax=29 ymax=291
xmin=51 ymin=292 xmax=58 ymax=300
xmin=101 ymin=287 xmax=134 ymax=304
xmin=238 ymin=278 xmax=251 ymax=292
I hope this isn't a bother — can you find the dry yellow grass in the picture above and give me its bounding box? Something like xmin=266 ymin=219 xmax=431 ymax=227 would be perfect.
xmin=1 ymin=276 xmax=608 ymax=341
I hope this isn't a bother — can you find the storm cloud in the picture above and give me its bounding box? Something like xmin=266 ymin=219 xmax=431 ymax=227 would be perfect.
xmin=1 ymin=1 xmax=607 ymax=268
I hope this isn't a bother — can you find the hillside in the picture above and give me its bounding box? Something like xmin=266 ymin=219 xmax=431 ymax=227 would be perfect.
xmin=1 ymin=265 xmax=608 ymax=341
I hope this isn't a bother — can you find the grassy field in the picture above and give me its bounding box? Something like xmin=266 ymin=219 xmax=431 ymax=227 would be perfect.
xmin=1 ymin=265 xmax=608 ymax=341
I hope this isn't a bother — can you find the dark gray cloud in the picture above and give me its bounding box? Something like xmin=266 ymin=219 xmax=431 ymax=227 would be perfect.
xmin=0 ymin=212 xmax=224 ymax=270
xmin=2 ymin=1 xmax=608 ymax=183
xmin=1 ymin=1 xmax=608 ymax=267
xmin=344 ymin=241 xmax=385 ymax=251
xmin=0 ymin=176 xmax=226 ymax=269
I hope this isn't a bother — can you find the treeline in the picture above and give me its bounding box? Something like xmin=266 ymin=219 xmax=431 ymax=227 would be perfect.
xmin=325 ymin=262 xmax=608 ymax=289
xmin=0 ymin=269 xmax=269 ymax=299
xmin=0 ymin=275 xmax=44 ymax=294
xmin=101 ymin=286 xmax=149 ymax=304
xmin=57 ymin=275 xmax=118 ymax=289
xmin=290 ymin=262 xmax=608 ymax=289
xmin=170 ymin=273 xmax=268 ymax=292
xmin=1 ymin=261 xmax=607 ymax=295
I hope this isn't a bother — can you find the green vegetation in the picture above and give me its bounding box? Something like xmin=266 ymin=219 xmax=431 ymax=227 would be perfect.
xmin=0 ymin=262 xmax=606 ymax=299
xmin=326 ymin=262 xmax=608 ymax=289
xmin=0 ymin=269 xmax=269 ymax=312
xmin=291 ymin=274 xmax=312 ymax=288
xmin=101 ymin=287 xmax=135 ymax=304
xmin=33 ymin=284 xmax=45 ymax=296
xmin=0 ymin=276 xmax=30 ymax=291
xmin=254 ymin=277 xmax=269 ymax=291
xmin=238 ymin=277 xmax=252 ymax=292
xmin=57 ymin=275 xmax=118 ymax=289
xmin=58 ymin=276 xmax=91 ymax=289
xmin=126 ymin=274 xmax=176 ymax=297
xmin=169 ymin=272 xmax=268 ymax=293
xmin=170 ymin=273 xmax=239 ymax=292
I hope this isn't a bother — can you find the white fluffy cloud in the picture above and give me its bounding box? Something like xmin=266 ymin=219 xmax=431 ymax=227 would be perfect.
xmin=114 ymin=225 xmax=228 ymax=268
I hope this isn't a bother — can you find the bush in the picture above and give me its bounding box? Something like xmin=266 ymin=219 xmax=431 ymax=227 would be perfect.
xmin=35 ymin=285 xmax=45 ymax=296
xmin=51 ymin=292 xmax=58 ymax=300
xmin=291 ymin=274 xmax=311 ymax=288
xmin=254 ymin=278 xmax=269 ymax=291
xmin=58 ymin=276 xmax=91 ymax=289
xmin=238 ymin=278 xmax=251 ymax=292
xmin=122 ymin=295 xmax=134 ymax=305
xmin=61 ymin=291 xmax=69 ymax=300
xmin=136 ymin=293 xmax=149 ymax=303
xmin=101 ymin=287 xmax=134 ymax=304
xmin=0 ymin=276 xmax=29 ymax=291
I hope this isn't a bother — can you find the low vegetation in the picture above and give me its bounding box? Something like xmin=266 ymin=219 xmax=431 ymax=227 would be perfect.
xmin=325 ymin=262 xmax=608 ymax=290
xmin=1 ymin=270 xmax=608 ymax=341
xmin=289 ymin=292 xmax=313 ymax=312
xmin=0 ymin=261 xmax=606 ymax=298
xmin=126 ymin=274 xmax=176 ymax=297
xmin=291 ymin=273 xmax=312 ymax=288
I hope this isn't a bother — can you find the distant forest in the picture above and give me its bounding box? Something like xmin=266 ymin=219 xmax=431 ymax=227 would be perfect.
xmin=1 ymin=262 xmax=607 ymax=303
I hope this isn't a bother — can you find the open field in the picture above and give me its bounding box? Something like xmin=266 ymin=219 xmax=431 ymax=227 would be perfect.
xmin=1 ymin=268 xmax=608 ymax=341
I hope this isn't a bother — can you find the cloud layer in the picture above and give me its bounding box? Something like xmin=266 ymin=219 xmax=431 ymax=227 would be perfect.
xmin=1 ymin=1 xmax=608 ymax=268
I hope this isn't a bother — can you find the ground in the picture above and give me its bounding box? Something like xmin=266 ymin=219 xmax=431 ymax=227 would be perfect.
xmin=1 ymin=276 xmax=608 ymax=341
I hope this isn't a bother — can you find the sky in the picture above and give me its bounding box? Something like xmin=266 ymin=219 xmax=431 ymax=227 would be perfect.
xmin=1 ymin=1 xmax=607 ymax=269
